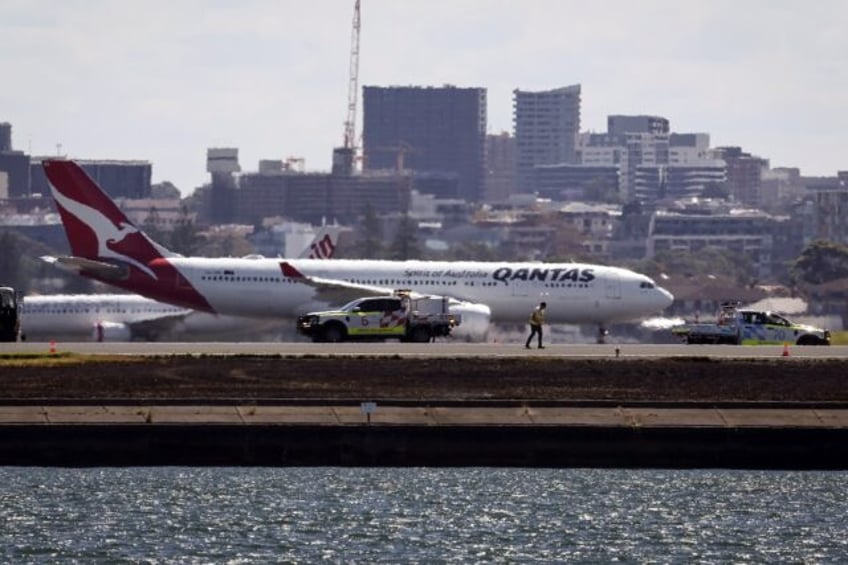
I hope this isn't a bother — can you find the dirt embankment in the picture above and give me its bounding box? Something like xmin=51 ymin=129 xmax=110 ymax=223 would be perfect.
xmin=0 ymin=356 xmax=846 ymax=403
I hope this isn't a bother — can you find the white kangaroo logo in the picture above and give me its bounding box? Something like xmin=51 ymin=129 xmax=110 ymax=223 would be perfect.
xmin=50 ymin=186 xmax=159 ymax=279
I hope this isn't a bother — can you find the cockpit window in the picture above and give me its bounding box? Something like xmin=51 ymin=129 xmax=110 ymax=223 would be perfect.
xmin=639 ymin=281 xmax=655 ymax=289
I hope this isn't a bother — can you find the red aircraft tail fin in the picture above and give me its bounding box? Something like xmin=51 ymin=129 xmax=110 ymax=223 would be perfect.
xmin=43 ymin=159 xmax=174 ymax=278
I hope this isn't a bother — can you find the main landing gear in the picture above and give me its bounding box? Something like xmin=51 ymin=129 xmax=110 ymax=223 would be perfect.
xmin=597 ymin=325 xmax=609 ymax=344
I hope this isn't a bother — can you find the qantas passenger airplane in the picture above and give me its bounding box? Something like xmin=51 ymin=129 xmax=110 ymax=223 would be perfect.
xmin=42 ymin=159 xmax=673 ymax=342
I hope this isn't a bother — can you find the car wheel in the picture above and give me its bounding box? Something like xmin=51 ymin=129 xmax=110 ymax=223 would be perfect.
xmin=321 ymin=323 xmax=346 ymax=343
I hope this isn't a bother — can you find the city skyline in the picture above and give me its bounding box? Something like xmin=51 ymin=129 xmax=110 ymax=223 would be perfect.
xmin=2 ymin=0 xmax=846 ymax=196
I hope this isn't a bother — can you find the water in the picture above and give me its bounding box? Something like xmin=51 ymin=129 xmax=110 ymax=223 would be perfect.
xmin=1 ymin=468 xmax=846 ymax=563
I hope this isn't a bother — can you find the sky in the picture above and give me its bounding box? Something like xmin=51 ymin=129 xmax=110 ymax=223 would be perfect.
xmin=2 ymin=0 xmax=847 ymax=196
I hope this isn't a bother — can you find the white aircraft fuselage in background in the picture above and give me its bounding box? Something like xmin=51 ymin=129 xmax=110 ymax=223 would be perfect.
xmin=20 ymin=294 xmax=278 ymax=341
xmin=41 ymin=159 xmax=674 ymax=339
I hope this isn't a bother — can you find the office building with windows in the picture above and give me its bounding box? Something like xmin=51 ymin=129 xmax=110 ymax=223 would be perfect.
xmin=513 ymin=85 xmax=581 ymax=193
xmin=362 ymin=85 xmax=487 ymax=203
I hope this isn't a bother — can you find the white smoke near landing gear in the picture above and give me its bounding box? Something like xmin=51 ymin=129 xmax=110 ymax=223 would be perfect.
xmin=640 ymin=316 xmax=686 ymax=330
xmin=446 ymin=300 xmax=491 ymax=342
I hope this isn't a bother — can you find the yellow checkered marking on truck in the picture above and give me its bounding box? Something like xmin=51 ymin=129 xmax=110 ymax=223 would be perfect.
xmin=346 ymin=310 xmax=406 ymax=336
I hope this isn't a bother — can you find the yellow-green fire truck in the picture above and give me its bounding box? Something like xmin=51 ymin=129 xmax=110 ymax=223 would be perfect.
xmin=297 ymin=290 xmax=460 ymax=343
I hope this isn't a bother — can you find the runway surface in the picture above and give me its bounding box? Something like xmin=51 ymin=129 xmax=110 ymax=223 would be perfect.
xmin=3 ymin=341 xmax=848 ymax=358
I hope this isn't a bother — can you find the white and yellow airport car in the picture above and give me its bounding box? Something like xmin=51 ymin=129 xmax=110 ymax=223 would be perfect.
xmin=296 ymin=292 xmax=458 ymax=343
xmin=672 ymin=304 xmax=830 ymax=345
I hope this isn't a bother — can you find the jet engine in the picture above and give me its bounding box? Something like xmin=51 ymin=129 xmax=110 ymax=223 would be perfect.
xmin=448 ymin=299 xmax=492 ymax=342
xmin=91 ymin=321 xmax=132 ymax=342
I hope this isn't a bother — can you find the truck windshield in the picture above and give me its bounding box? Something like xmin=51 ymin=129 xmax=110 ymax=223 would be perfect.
xmin=340 ymin=297 xmax=400 ymax=312
xmin=766 ymin=313 xmax=791 ymax=326
xmin=0 ymin=288 xmax=16 ymax=310
xmin=339 ymin=298 xmax=367 ymax=311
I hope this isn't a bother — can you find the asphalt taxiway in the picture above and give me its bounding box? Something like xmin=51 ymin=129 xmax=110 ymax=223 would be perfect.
xmin=2 ymin=341 xmax=848 ymax=358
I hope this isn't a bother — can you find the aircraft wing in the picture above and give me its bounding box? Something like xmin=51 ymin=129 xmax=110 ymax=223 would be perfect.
xmin=280 ymin=261 xmax=396 ymax=303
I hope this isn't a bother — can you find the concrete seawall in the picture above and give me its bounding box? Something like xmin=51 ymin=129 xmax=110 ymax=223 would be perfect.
xmin=1 ymin=403 xmax=847 ymax=468
xmin=2 ymin=354 xmax=848 ymax=468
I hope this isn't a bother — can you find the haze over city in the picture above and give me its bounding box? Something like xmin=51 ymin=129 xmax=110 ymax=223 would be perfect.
xmin=2 ymin=0 xmax=846 ymax=195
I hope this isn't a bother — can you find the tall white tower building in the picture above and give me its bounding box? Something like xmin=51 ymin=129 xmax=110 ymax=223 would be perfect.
xmin=513 ymin=85 xmax=581 ymax=193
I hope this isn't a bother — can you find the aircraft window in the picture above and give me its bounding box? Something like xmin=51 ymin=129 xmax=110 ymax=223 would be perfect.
xmin=640 ymin=281 xmax=655 ymax=289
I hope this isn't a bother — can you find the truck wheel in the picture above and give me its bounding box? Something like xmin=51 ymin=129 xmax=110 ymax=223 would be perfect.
xmin=410 ymin=326 xmax=431 ymax=343
xmin=321 ymin=323 xmax=346 ymax=343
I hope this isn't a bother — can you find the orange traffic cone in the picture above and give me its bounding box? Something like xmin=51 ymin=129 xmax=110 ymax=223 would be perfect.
xmin=49 ymin=340 xmax=57 ymax=354
xmin=781 ymin=342 xmax=790 ymax=357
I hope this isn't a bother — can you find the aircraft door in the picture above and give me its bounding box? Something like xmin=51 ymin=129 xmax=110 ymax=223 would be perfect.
xmin=605 ymin=273 xmax=621 ymax=299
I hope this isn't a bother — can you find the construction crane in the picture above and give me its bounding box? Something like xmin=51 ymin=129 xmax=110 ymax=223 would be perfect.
xmin=343 ymin=0 xmax=361 ymax=152
xmin=332 ymin=0 xmax=361 ymax=176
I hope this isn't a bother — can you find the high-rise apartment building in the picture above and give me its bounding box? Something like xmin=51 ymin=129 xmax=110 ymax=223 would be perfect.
xmin=0 ymin=122 xmax=30 ymax=198
xmin=484 ymin=132 xmax=517 ymax=202
xmin=579 ymin=132 xmax=668 ymax=203
xmin=513 ymin=85 xmax=581 ymax=193
xmin=577 ymin=114 xmax=671 ymax=203
xmin=362 ymin=85 xmax=487 ymax=202
xmin=809 ymin=171 xmax=848 ymax=244
xmin=658 ymin=132 xmax=726 ymax=200
xmin=712 ymin=146 xmax=768 ymax=207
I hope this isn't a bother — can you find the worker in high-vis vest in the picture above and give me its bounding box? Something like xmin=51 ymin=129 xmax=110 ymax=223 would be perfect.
xmin=525 ymin=301 xmax=547 ymax=349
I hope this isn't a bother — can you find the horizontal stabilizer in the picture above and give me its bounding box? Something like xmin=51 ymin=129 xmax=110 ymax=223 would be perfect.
xmin=41 ymin=255 xmax=129 ymax=280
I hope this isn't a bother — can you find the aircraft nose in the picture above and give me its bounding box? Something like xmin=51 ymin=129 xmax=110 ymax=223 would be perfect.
xmin=656 ymin=287 xmax=674 ymax=309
